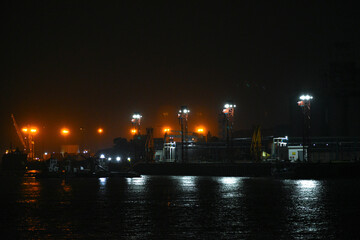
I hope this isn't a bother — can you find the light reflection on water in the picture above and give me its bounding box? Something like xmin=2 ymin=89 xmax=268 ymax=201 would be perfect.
xmin=179 ymin=176 xmax=197 ymax=190
xmin=287 ymin=180 xmax=329 ymax=239
xmin=126 ymin=175 xmax=146 ymax=186
xmin=18 ymin=177 xmax=41 ymax=204
xmin=1 ymin=174 xmax=359 ymax=239
xmin=218 ymin=177 xmax=243 ymax=198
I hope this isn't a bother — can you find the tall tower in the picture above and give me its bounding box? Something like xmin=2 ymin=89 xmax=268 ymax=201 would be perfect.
xmin=131 ymin=113 xmax=142 ymax=136
xmin=297 ymin=95 xmax=313 ymax=162
xmin=223 ymin=102 xmax=236 ymax=162
xmin=222 ymin=103 xmax=236 ymax=143
xmin=178 ymin=106 xmax=190 ymax=163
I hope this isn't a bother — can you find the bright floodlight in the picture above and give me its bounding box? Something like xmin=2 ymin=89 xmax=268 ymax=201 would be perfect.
xmin=116 ymin=156 xmax=121 ymax=162
xmin=299 ymin=95 xmax=313 ymax=101
xmin=197 ymin=128 xmax=204 ymax=133
xmin=108 ymin=157 xmax=112 ymax=161
xmin=127 ymin=157 xmax=131 ymax=162
xmin=61 ymin=128 xmax=70 ymax=136
xmin=100 ymin=154 xmax=105 ymax=159
xmin=224 ymin=103 xmax=236 ymax=109
xmin=132 ymin=114 xmax=142 ymax=119
xmin=179 ymin=106 xmax=189 ymax=114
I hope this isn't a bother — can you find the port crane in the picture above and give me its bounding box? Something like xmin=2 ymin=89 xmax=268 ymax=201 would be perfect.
xmin=11 ymin=114 xmax=27 ymax=151
xmin=11 ymin=114 xmax=36 ymax=160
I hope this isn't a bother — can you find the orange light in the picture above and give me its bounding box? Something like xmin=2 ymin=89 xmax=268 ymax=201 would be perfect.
xmin=22 ymin=127 xmax=38 ymax=134
xmin=197 ymin=128 xmax=205 ymax=133
xmin=61 ymin=128 xmax=70 ymax=136
xmin=130 ymin=129 xmax=137 ymax=135
xmin=98 ymin=128 xmax=103 ymax=134
xmin=163 ymin=128 xmax=171 ymax=133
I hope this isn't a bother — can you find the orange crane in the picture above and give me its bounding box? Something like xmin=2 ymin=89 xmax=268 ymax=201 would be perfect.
xmin=11 ymin=114 xmax=37 ymax=160
xmin=11 ymin=114 xmax=27 ymax=152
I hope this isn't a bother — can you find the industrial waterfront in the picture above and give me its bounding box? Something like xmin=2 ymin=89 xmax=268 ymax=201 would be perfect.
xmin=1 ymin=173 xmax=359 ymax=239
xmin=3 ymin=1 xmax=360 ymax=239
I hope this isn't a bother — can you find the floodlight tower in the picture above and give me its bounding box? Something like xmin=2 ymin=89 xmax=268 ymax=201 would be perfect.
xmin=22 ymin=126 xmax=38 ymax=160
xmin=223 ymin=103 xmax=236 ymax=144
xmin=297 ymin=94 xmax=313 ymax=162
xmin=178 ymin=106 xmax=190 ymax=163
xmin=131 ymin=113 xmax=142 ymax=135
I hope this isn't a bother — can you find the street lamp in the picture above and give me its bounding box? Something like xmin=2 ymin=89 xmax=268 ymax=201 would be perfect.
xmin=178 ymin=106 xmax=190 ymax=163
xmin=196 ymin=127 xmax=204 ymax=134
xmin=61 ymin=128 xmax=70 ymax=145
xmin=163 ymin=127 xmax=171 ymax=133
xmin=61 ymin=128 xmax=70 ymax=136
xmin=297 ymin=94 xmax=313 ymax=162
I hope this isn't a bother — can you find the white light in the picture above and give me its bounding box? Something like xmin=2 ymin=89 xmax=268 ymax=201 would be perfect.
xmin=224 ymin=104 xmax=230 ymax=108
xmin=100 ymin=154 xmax=105 ymax=159
xmin=220 ymin=177 xmax=240 ymax=186
xmin=300 ymin=95 xmax=313 ymax=101
xmin=127 ymin=157 xmax=131 ymax=162
xmin=234 ymin=105 xmax=236 ymax=108
xmin=297 ymin=180 xmax=318 ymax=189
xmin=132 ymin=114 xmax=142 ymax=119
xmin=230 ymin=105 xmax=233 ymax=107
xmin=116 ymin=156 xmax=121 ymax=161
xmin=108 ymin=157 xmax=112 ymax=161
xmin=99 ymin=177 xmax=107 ymax=186
xmin=44 ymin=152 xmax=48 ymax=155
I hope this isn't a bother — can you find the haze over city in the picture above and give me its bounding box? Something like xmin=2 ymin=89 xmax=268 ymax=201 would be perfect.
xmin=2 ymin=1 xmax=359 ymax=153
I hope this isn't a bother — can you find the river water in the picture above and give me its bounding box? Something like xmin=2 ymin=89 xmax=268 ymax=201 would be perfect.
xmin=0 ymin=173 xmax=359 ymax=239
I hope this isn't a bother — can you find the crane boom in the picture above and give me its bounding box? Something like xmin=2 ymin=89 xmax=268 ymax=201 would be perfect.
xmin=11 ymin=114 xmax=27 ymax=150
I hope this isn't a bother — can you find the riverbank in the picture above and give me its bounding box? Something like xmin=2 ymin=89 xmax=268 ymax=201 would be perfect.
xmin=133 ymin=162 xmax=360 ymax=179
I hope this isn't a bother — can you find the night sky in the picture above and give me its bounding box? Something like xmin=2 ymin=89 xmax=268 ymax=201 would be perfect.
xmin=2 ymin=1 xmax=359 ymax=153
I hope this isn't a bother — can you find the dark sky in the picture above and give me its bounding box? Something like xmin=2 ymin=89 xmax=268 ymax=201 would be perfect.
xmin=2 ymin=1 xmax=359 ymax=153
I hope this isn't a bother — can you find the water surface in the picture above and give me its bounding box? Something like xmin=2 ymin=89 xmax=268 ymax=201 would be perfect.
xmin=0 ymin=173 xmax=359 ymax=239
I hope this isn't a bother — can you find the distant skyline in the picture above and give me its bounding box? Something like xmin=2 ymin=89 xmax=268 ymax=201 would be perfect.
xmin=2 ymin=1 xmax=359 ymax=153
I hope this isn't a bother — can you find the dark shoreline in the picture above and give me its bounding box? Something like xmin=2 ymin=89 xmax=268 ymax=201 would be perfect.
xmin=133 ymin=162 xmax=360 ymax=179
